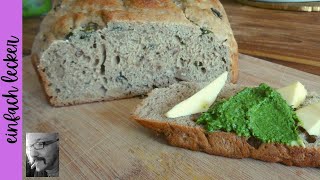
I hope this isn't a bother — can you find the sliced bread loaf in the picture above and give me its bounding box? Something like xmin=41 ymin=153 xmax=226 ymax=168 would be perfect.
xmin=31 ymin=0 xmax=238 ymax=106
xmin=132 ymin=82 xmax=320 ymax=167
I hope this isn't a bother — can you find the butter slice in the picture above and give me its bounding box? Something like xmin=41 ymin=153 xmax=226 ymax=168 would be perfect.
xmin=165 ymin=71 xmax=228 ymax=118
xmin=296 ymin=102 xmax=320 ymax=136
xmin=277 ymin=81 xmax=307 ymax=108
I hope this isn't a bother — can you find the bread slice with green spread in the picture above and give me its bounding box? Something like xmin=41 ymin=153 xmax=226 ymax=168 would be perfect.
xmin=132 ymin=82 xmax=320 ymax=167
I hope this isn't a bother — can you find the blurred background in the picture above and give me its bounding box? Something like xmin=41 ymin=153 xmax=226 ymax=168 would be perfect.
xmin=23 ymin=0 xmax=51 ymax=17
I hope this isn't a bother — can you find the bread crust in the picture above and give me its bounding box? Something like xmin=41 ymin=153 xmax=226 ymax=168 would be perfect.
xmin=230 ymin=37 xmax=239 ymax=83
xmin=132 ymin=116 xmax=320 ymax=167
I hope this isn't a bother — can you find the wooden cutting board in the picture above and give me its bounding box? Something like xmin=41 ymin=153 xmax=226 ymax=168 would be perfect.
xmin=24 ymin=54 xmax=320 ymax=179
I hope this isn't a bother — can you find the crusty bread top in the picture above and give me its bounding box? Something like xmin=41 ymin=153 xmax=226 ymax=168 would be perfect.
xmin=46 ymin=0 xmax=232 ymax=39
xmin=32 ymin=0 xmax=237 ymax=66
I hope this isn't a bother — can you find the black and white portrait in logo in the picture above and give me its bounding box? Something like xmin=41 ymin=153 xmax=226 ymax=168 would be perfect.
xmin=26 ymin=132 xmax=59 ymax=177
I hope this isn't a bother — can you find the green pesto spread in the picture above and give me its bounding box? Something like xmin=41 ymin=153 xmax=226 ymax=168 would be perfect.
xmin=196 ymin=83 xmax=302 ymax=145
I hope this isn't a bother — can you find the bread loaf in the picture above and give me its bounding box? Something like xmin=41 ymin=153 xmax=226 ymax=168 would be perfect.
xmin=132 ymin=82 xmax=320 ymax=167
xmin=31 ymin=0 xmax=238 ymax=106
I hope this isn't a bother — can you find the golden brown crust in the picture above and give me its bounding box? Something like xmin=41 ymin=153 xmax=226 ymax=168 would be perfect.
xmin=72 ymin=0 xmax=123 ymax=9
xmin=124 ymin=0 xmax=178 ymax=9
xmin=132 ymin=116 xmax=320 ymax=167
xmin=230 ymin=38 xmax=239 ymax=83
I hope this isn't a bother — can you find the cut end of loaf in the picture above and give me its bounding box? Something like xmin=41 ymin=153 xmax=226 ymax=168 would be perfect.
xmin=36 ymin=22 xmax=234 ymax=106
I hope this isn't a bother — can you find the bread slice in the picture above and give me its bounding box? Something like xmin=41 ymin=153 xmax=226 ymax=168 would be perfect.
xmin=31 ymin=0 xmax=238 ymax=106
xmin=132 ymin=82 xmax=320 ymax=167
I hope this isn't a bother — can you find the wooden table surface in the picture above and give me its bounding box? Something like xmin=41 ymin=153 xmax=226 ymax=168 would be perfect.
xmin=23 ymin=0 xmax=320 ymax=75
xmin=222 ymin=0 xmax=320 ymax=75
